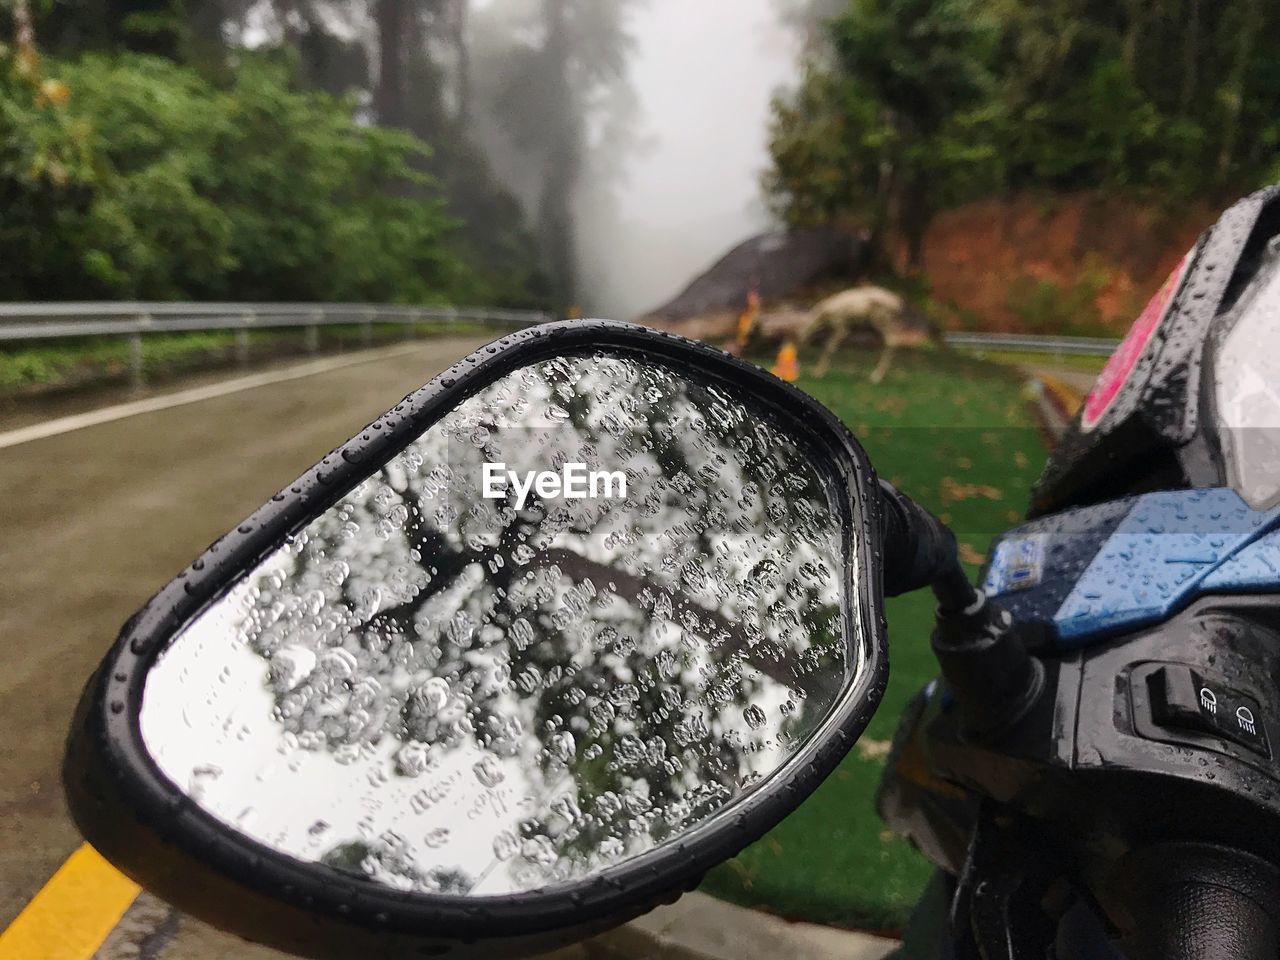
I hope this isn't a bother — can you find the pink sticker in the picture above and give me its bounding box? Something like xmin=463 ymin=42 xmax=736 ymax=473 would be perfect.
xmin=1081 ymin=254 xmax=1189 ymax=431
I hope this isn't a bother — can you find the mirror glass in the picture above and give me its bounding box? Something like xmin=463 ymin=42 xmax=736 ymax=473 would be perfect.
xmin=140 ymin=349 xmax=867 ymax=897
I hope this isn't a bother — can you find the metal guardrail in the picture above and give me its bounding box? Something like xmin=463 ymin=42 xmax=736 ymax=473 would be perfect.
xmin=0 ymin=303 xmax=1121 ymax=391
xmin=0 ymin=302 xmax=552 ymax=387
xmin=944 ymin=331 xmax=1121 ymax=357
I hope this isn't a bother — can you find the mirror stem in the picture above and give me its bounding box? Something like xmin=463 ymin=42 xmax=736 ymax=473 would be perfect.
xmin=877 ymin=480 xmax=979 ymax=609
xmin=877 ymin=486 xmax=1044 ymax=739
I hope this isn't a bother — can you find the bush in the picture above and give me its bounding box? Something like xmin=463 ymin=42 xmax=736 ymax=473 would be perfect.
xmin=1006 ymin=259 xmax=1112 ymax=337
xmin=0 ymin=47 xmax=473 ymax=303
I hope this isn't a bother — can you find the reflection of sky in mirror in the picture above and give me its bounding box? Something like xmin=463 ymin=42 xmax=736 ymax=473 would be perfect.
xmin=141 ymin=351 xmax=863 ymax=896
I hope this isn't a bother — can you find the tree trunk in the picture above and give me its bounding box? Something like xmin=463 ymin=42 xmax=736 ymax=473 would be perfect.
xmin=1121 ymin=0 xmax=1145 ymax=72
xmin=1179 ymin=0 xmax=1200 ymax=114
xmin=11 ymin=0 xmax=36 ymax=52
xmin=538 ymin=0 xmax=578 ymax=309
xmin=1218 ymin=0 xmax=1259 ymax=178
xmin=900 ymin=168 xmax=929 ymax=272
xmin=540 ymin=143 xmax=578 ymax=311
xmin=375 ymin=0 xmax=408 ymax=128
xmin=450 ymin=0 xmax=471 ymax=124
xmin=866 ymin=107 xmax=897 ymax=263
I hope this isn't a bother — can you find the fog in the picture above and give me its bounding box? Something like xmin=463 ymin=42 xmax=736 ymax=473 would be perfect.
xmin=249 ymin=0 xmax=802 ymax=319
xmin=577 ymin=1 xmax=800 ymax=319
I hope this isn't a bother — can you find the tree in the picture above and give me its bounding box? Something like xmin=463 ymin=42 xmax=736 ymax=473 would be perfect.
xmin=470 ymin=0 xmax=642 ymax=311
xmin=766 ymin=0 xmax=1280 ymax=267
xmin=770 ymin=0 xmax=999 ymax=268
xmin=24 ymin=0 xmax=554 ymax=308
xmin=0 ymin=46 xmax=472 ymax=301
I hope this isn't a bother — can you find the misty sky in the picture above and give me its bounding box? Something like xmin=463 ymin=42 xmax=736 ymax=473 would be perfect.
xmin=588 ymin=0 xmax=799 ymax=318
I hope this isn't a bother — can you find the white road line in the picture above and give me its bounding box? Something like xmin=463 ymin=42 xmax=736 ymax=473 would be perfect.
xmin=0 ymin=343 xmax=435 ymax=451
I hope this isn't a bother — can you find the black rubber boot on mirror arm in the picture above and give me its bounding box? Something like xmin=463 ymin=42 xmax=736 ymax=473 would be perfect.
xmin=877 ymin=479 xmax=972 ymax=603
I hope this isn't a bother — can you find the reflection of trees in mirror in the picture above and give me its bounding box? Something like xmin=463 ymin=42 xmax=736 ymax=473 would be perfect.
xmin=140 ymin=351 xmax=862 ymax=897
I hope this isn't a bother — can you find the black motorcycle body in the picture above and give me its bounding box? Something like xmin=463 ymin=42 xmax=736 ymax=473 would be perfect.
xmin=880 ymin=187 xmax=1280 ymax=959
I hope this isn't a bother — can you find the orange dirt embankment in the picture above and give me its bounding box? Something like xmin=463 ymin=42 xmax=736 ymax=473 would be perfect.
xmin=896 ymin=191 xmax=1221 ymax=333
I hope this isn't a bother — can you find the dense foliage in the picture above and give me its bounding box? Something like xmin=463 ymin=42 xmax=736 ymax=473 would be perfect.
xmin=13 ymin=0 xmax=642 ymax=310
xmin=0 ymin=45 xmax=480 ymax=302
xmin=768 ymin=0 xmax=1280 ymax=265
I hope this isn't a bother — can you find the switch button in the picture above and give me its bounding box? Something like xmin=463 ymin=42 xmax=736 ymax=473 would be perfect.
xmin=1148 ymin=665 xmax=1216 ymax=733
xmin=1146 ymin=665 xmax=1270 ymax=757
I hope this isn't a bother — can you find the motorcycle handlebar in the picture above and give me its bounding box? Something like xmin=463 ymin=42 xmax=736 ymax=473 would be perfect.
xmin=1114 ymin=842 xmax=1280 ymax=960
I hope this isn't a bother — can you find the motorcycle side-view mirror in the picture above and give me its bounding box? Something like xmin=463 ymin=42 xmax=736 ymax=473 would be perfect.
xmin=64 ymin=321 xmax=966 ymax=959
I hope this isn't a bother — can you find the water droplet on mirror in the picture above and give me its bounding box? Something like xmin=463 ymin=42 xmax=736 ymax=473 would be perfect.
xmin=417 ymin=677 xmax=450 ymax=713
xmin=395 ymin=741 xmax=433 ymax=777
xmin=594 ymin=792 xmax=622 ymax=819
xmin=493 ymin=831 xmax=519 ymax=861
xmin=548 ymin=731 xmax=575 ymax=762
xmin=521 ymin=835 xmax=557 ymax=866
xmin=473 ymin=754 xmax=504 ymax=788
xmin=269 ymin=646 xmax=315 ymax=692
xmin=510 ymin=618 xmax=534 ymax=650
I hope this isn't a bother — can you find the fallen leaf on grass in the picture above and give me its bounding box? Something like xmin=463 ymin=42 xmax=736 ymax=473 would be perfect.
xmin=940 ymin=477 xmax=1004 ymax=503
xmin=958 ymin=542 xmax=987 ymax=565
xmin=856 ymin=738 xmax=892 ymax=760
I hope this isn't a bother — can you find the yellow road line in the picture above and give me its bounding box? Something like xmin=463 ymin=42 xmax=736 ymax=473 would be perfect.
xmin=0 ymin=844 xmax=139 ymax=960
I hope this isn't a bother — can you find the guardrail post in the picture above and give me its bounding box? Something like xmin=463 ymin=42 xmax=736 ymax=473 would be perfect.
xmin=129 ymin=326 xmax=145 ymax=391
xmin=236 ymin=315 xmax=252 ymax=369
xmin=363 ymin=310 xmax=374 ymax=349
xmin=408 ymin=310 xmax=421 ymax=341
xmin=306 ymin=312 xmax=320 ymax=354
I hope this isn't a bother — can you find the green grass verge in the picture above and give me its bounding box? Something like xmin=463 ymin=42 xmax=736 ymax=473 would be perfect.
xmin=698 ymin=347 xmax=1048 ymax=931
xmin=0 ymin=319 xmax=506 ymax=393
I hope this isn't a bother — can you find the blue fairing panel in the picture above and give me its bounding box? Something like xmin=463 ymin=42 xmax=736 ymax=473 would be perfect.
xmin=984 ymin=489 xmax=1280 ymax=650
xmin=1201 ymin=529 xmax=1280 ymax=592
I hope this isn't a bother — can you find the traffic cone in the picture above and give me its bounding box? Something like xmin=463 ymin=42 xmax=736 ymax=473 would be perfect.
xmin=772 ymin=339 xmax=799 ymax=382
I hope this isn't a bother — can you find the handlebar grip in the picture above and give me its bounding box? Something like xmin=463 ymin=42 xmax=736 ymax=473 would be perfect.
xmin=1113 ymin=842 xmax=1280 ymax=960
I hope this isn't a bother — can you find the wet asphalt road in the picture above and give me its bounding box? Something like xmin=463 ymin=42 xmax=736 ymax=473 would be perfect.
xmin=0 ymin=338 xmax=490 ymax=937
